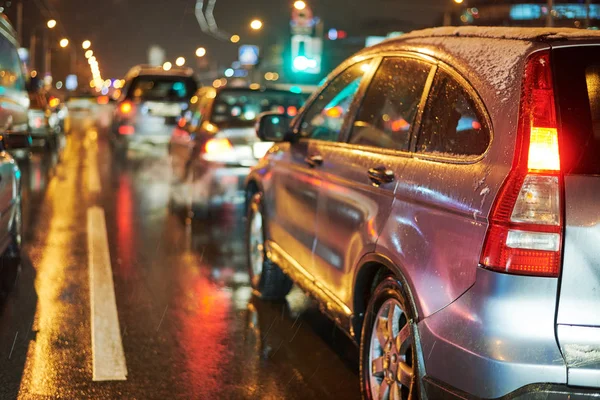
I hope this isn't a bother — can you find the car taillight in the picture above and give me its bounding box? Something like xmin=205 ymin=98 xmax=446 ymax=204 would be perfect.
xmin=204 ymin=138 xmax=233 ymax=154
xmin=480 ymin=50 xmax=563 ymax=277
xmin=118 ymin=125 xmax=135 ymax=135
xmin=119 ymin=101 xmax=134 ymax=115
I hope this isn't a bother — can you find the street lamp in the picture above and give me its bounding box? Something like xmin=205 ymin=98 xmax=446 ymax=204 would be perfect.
xmin=230 ymin=34 xmax=240 ymax=43
xmin=59 ymin=38 xmax=69 ymax=48
xmin=176 ymin=57 xmax=185 ymax=66
xmin=294 ymin=1 xmax=306 ymax=10
xmin=250 ymin=19 xmax=263 ymax=30
xmin=163 ymin=61 xmax=172 ymax=71
xmin=195 ymin=47 xmax=206 ymax=57
xmin=82 ymin=40 xmax=91 ymax=49
xmin=47 ymin=19 xmax=57 ymax=29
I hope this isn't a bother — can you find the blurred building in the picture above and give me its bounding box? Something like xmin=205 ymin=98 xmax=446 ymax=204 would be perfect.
xmin=447 ymin=0 xmax=598 ymax=28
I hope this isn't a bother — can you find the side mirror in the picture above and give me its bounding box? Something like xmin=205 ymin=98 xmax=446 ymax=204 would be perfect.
xmin=256 ymin=112 xmax=291 ymax=142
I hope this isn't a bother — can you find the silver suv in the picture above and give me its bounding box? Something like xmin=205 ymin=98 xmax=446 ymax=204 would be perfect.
xmin=112 ymin=65 xmax=198 ymax=157
xmin=245 ymin=27 xmax=600 ymax=399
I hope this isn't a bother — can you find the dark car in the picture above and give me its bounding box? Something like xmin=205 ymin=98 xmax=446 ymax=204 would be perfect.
xmin=27 ymin=91 xmax=61 ymax=148
xmin=169 ymin=86 xmax=306 ymax=216
xmin=246 ymin=27 xmax=600 ymax=400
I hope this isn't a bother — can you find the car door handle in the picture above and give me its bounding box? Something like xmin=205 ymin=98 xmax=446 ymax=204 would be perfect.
xmin=305 ymin=154 xmax=323 ymax=168
xmin=368 ymin=166 xmax=395 ymax=185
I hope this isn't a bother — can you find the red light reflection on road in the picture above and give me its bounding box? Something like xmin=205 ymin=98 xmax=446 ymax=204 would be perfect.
xmin=117 ymin=175 xmax=134 ymax=278
xmin=178 ymin=273 xmax=232 ymax=398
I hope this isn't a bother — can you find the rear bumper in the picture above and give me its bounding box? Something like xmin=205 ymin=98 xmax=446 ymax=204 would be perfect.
xmin=5 ymin=133 xmax=31 ymax=149
xmin=424 ymin=378 xmax=600 ymax=399
xmin=419 ymin=267 xmax=569 ymax=398
xmin=190 ymin=161 xmax=252 ymax=205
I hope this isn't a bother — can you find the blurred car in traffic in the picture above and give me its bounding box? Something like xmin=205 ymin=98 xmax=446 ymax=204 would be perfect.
xmin=169 ymin=86 xmax=306 ymax=216
xmin=111 ymin=65 xmax=198 ymax=157
xmin=65 ymin=92 xmax=97 ymax=117
xmin=27 ymin=91 xmax=61 ymax=148
xmin=0 ymin=17 xmax=31 ymax=151
xmin=246 ymin=27 xmax=600 ymax=400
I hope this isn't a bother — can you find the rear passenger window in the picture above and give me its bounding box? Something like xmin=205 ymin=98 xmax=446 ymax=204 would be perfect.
xmin=417 ymin=70 xmax=490 ymax=157
xmin=349 ymin=57 xmax=431 ymax=151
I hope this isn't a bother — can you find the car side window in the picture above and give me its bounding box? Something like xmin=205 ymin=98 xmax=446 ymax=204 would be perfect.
xmin=300 ymin=60 xmax=370 ymax=142
xmin=349 ymin=57 xmax=431 ymax=151
xmin=417 ymin=70 xmax=490 ymax=157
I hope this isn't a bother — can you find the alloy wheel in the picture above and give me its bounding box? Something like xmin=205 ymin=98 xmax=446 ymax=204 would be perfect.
xmin=368 ymin=298 xmax=415 ymax=400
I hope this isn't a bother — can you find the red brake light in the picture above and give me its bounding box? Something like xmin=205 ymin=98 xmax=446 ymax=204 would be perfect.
xmin=204 ymin=138 xmax=232 ymax=154
xmin=97 ymin=96 xmax=109 ymax=105
xmin=119 ymin=101 xmax=134 ymax=115
xmin=480 ymin=51 xmax=563 ymax=277
xmin=287 ymin=106 xmax=298 ymax=117
xmin=118 ymin=125 xmax=135 ymax=135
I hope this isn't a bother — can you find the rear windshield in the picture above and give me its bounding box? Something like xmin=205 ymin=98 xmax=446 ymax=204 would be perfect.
xmin=29 ymin=93 xmax=46 ymax=109
xmin=553 ymin=46 xmax=600 ymax=174
xmin=126 ymin=75 xmax=197 ymax=102
xmin=211 ymin=89 xmax=306 ymax=127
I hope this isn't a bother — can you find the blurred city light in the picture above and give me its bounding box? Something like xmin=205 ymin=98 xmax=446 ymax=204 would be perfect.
xmin=85 ymin=50 xmax=93 ymax=58
xmin=294 ymin=1 xmax=306 ymax=10
xmin=195 ymin=47 xmax=206 ymax=57
xmin=176 ymin=57 xmax=186 ymax=66
xmin=230 ymin=35 xmax=240 ymax=43
xmin=55 ymin=81 xmax=63 ymax=89
xmin=163 ymin=61 xmax=172 ymax=71
xmin=82 ymin=40 xmax=91 ymax=49
xmin=454 ymin=0 xmax=464 ymax=3
xmin=47 ymin=19 xmax=57 ymax=29
xmin=250 ymin=19 xmax=263 ymax=30
xmin=31 ymin=70 xmax=37 ymax=78
xmin=59 ymin=38 xmax=69 ymax=48
xmin=224 ymin=68 xmax=234 ymax=77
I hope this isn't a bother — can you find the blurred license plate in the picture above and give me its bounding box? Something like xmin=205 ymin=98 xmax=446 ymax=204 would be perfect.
xmin=148 ymin=103 xmax=181 ymax=117
xmin=253 ymin=142 xmax=273 ymax=159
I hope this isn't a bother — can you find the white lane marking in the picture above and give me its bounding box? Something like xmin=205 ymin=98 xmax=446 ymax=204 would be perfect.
xmin=88 ymin=207 xmax=127 ymax=381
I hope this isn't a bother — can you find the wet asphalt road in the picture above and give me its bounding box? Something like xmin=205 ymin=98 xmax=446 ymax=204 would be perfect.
xmin=0 ymin=114 xmax=361 ymax=399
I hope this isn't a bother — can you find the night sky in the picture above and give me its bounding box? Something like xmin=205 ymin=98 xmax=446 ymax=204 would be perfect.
xmin=26 ymin=0 xmax=447 ymax=78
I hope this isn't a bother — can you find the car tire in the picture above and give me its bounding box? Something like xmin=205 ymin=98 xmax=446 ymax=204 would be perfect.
xmin=246 ymin=192 xmax=292 ymax=301
xmin=0 ymin=198 xmax=22 ymax=296
xmin=360 ymin=276 xmax=419 ymax=400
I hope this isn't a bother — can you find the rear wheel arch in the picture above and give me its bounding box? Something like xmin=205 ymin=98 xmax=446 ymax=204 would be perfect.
xmin=352 ymin=253 xmax=420 ymax=344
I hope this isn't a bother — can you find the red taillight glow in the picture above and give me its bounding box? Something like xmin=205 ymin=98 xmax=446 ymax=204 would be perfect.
xmin=97 ymin=95 xmax=109 ymax=105
xmin=204 ymin=138 xmax=232 ymax=154
xmin=480 ymin=51 xmax=563 ymax=277
xmin=287 ymin=106 xmax=298 ymax=117
xmin=119 ymin=101 xmax=133 ymax=114
xmin=118 ymin=125 xmax=135 ymax=135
